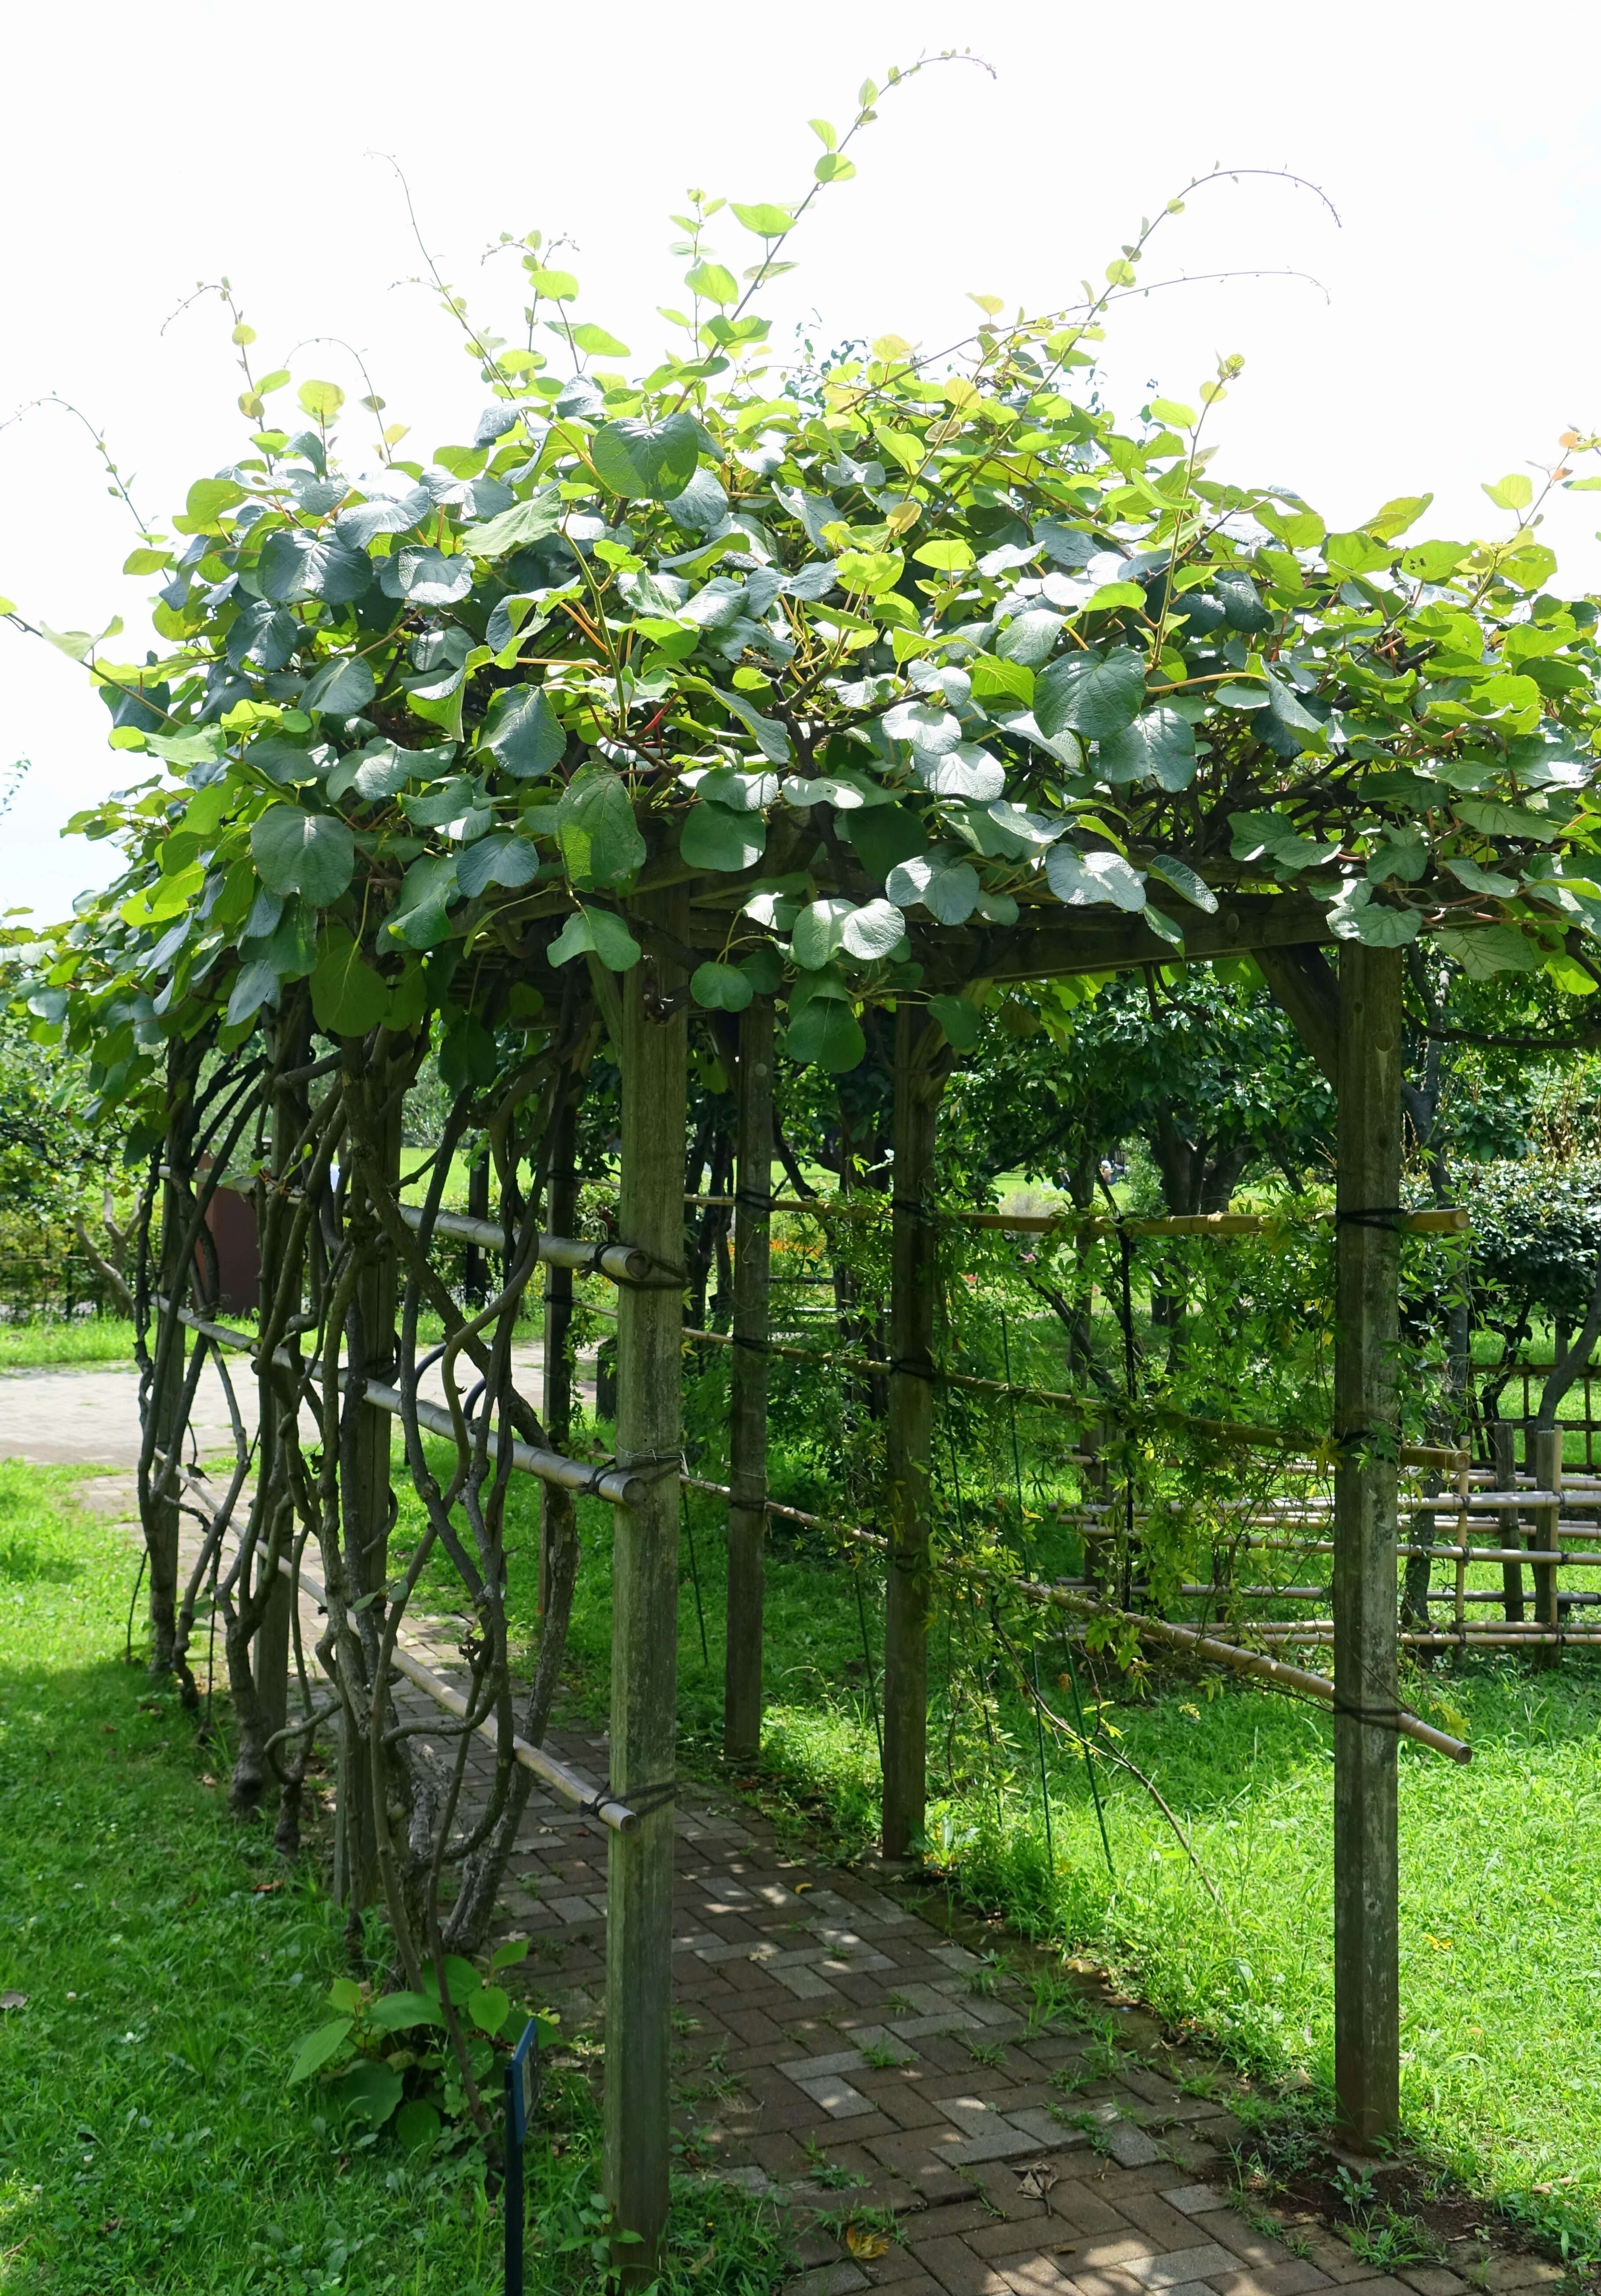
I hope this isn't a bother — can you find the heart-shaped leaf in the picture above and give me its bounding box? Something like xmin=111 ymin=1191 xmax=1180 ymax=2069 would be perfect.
xmin=480 ymin=685 xmax=566 ymax=778
xmin=839 ymin=898 xmax=905 ymax=961
xmin=692 ymin=961 xmax=755 ymax=1012
xmin=680 ymin=803 xmax=766 ymax=873
xmin=548 ymin=905 xmax=642 ymax=972
xmin=1095 ymin=707 xmax=1196 ymax=791
xmin=311 ymin=926 xmax=390 ymax=1037
xmin=556 ymin=766 xmax=646 ymax=889
xmin=592 ymin=413 xmax=702 ymax=501
xmin=456 ymin=834 xmax=540 ymax=899
xmin=257 ymin=529 xmax=372 ymax=605
xmin=1045 ymin=843 xmax=1147 ymax=911
xmin=302 ymin=657 xmax=377 ymax=718
xmin=785 ymin=997 xmax=866 ymax=1073
xmin=1035 ymin=647 xmax=1146 ymax=742
xmin=251 ymin=806 xmax=355 ymax=904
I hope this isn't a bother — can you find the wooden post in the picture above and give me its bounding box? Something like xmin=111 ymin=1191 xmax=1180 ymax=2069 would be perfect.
xmin=605 ymin=890 xmax=689 ymax=2280
xmin=539 ymin=1087 xmax=578 ymax=1623
xmin=251 ymin=1051 xmax=299 ymax=1751
xmin=724 ymin=995 xmax=773 ymax=1763
xmin=1493 ymin=1420 xmax=1523 ymax=1623
xmin=882 ymin=1004 xmax=946 ymax=1862
xmin=1333 ymin=940 xmax=1403 ymax=2152
xmin=341 ymin=1057 xmax=404 ymax=1914
xmin=1529 ymin=1425 xmax=1563 ymax=1670
xmin=147 ymin=1159 xmax=187 ymax=1676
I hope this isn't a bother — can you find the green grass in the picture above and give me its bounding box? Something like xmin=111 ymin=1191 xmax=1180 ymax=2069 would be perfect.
xmin=0 ymin=1464 xmax=791 ymax=2295
xmin=0 ymin=1320 xmax=138 ymax=1370
xmin=394 ymin=1434 xmax=1601 ymax=2259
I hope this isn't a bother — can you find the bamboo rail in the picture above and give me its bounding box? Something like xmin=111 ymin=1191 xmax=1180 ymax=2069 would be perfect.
xmin=284 ymin=1553 xmax=637 ymax=1831
xmin=683 ymin=1196 xmax=1468 ymax=1240
xmin=678 ymin=1474 xmax=1470 ymax=1763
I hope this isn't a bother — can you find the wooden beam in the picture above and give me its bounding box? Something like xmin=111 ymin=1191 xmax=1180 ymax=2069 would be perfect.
xmin=1333 ymin=941 xmax=1403 ymax=2150
xmin=882 ymin=1004 xmax=948 ymax=1860
xmin=605 ymin=887 xmax=689 ymax=2281
xmin=1255 ymin=944 xmax=1341 ymax=1087
xmin=724 ymin=995 xmax=774 ymax=1763
xmin=539 ymin=1083 xmax=579 ymax=1624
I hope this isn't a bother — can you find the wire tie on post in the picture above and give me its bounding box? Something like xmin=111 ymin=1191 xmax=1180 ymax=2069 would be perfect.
xmin=1335 ymin=1206 xmax=1407 ymax=1232
xmin=619 ymin=1778 xmax=677 ymax=1818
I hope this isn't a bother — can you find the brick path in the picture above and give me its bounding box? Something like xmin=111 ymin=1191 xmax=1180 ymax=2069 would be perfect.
xmin=83 ymin=1472 xmax=1523 ymax=2296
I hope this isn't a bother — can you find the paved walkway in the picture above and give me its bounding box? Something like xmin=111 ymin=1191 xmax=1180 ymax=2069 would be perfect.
xmin=63 ymin=1451 xmax=1554 ymax=2296
xmin=0 ymin=1342 xmax=567 ymax=1466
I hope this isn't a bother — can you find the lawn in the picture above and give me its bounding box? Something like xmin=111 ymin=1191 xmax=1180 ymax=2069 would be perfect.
xmin=0 ymin=1463 xmax=788 ymax=2295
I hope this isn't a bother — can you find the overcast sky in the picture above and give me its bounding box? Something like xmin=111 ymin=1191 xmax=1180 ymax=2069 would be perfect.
xmin=4 ymin=0 xmax=1600 ymax=925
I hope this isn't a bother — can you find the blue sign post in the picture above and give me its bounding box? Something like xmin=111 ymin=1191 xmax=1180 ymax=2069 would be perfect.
xmin=504 ymin=2016 xmax=541 ymax=2296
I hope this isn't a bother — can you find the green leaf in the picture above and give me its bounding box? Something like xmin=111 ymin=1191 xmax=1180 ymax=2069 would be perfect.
xmin=927 ymin=994 xmax=983 ymax=1050
xmin=185 ymin=477 xmax=245 ymax=528
xmin=715 ymin=688 xmax=792 ymax=764
xmin=785 ymin=997 xmax=865 ymax=1072
xmin=1142 ymin=902 xmax=1185 ymax=947
xmin=456 ymin=833 xmax=540 ymax=898
xmin=885 ymin=853 xmax=980 ymax=926
xmin=1256 ymin=505 xmax=1325 ymax=549
xmin=1035 ymin=647 xmax=1146 ymax=741
xmin=311 ymin=926 xmax=390 ymax=1037
xmin=459 ymin=488 xmax=565 ymax=557
xmin=839 ymin=897 xmax=905 ymax=961
xmin=480 ymin=685 xmax=565 ymax=777
xmin=1365 ymin=493 xmax=1432 ymax=539
xmin=732 ymin=201 xmax=795 ymax=237
xmin=809 ymin=117 xmax=838 ymax=149
xmin=528 ymin=267 xmax=578 ymax=300
xmin=1095 ymin=707 xmax=1195 ymax=790
xmin=257 ymin=529 xmax=372 ymax=605
xmin=298 ymin=378 xmax=345 ymax=424
xmin=1323 ymin=530 xmax=1393 ymax=576
xmin=332 ymin=2059 xmax=403 ymax=2127
xmin=1482 ymin=472 xmax=1534 ymax=511
xmin=1399 ymin=540 xmax=1470 ymax=581
xmin=548 ymin=905 xmax=642 ymax=972
xmin=490 ymin=1939 xmax=531 ymax=1972
xmin=592 ymin=413 xmax=702 ymax=502
xmin=1435 ymin=923 xmax=1543 ymax=977
xmin=1147 ymin=855 xmax=1218 ymax=914
xmin=252 ymin=807 xmax=355 ymax=904
xmin=791 ymin=897 xmax=856 ymax=969
xmin=395 ymin=2099 xmax=442 ymax=2152
xmin=288 ymin=2016 xmax=352 ymax=2082
xmin=368 ymin=1990 xmax=445 ymax=2033
xmin=302 ymin=657 xmax=377 ymax=717
xmin=692 ymin=961 xmax=754 ymax=1011
xmin=1454 ymin=797 xmax=1560 ymax=841
xmin=680 ymin=803 xmax=766 ymax=873
xmin=1348 ymin=900 xmax=1422 ymax=946
xmin=556 ymin=765 xmax=646 ymax=888
xmin=997 ymin=610 xmax=1063 ymax=669
xmin=570 ymin=322 xmax=631 ymax=356
xmin=1443 ymin=854 xmax=1518 ymax=898
xmin=1045 ymin=844 xmax=1147 ymax=911
xmin=814 ymin=153 xmax=856 ymax=183
xmin=123 ymin=546 xmax=173 ymax=576
xmin=912 ymin=538 xmax=975 ymax=573
xmin=685 ymin=261 xmax=739 ymax=306
xmin=386 ymin=854 xmax=459 ymax=949
xmin=327 ymin=1977 xmax=363 ymax=2014
xmin=1364 ymin=829 xmax=1428 ymax=884
xmin=468 ymin=1984 xmax=511 ymax=2035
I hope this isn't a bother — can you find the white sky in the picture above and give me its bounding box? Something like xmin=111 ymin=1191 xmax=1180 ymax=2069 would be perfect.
xmin=3 ymin=0 xmax=1600 ymax=925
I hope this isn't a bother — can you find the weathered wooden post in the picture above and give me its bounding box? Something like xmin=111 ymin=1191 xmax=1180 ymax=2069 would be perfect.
xmin=539 ymin=1087 xmax=579 ymax=1623
xmin=1333 ymin=941 xmax=1403 ymax=2150
xmin=1493 ymin=1419 xmax=1524 ymax=1623
xmin=340 ymin=1044 xmax=406 ymax=1914
xmin=1529 ymin=1424 xmax=1563 ymax=1668
xmin=724 ymin=994 xmax=773 ymax=1763
xmin=605 ymin=890 xmax=689 ymax=2278
xmin=147 ymin=1152 xmax=189 ymax=1677
xmin=882 ymin=1004 xmax=946 ymax=1861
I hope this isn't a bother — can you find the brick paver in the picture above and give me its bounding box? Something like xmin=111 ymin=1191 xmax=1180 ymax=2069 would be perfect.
xmin=148 ymin=1496 xmax=1271 ymax=2296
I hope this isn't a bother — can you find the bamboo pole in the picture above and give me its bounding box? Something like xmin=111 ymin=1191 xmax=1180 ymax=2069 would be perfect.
xmin=882 ymin=1004 xmax=946 ymax=1862
xmin=1493 ymin=1422 xmax=1524 ymax=1624
xmin=723 ymin=996 xmax=773 ymax=1763
xmin=683 ymin=1197 xmax=1466 ymax=1240
xmin=604 ymin=887 xmax=689 ymax=2282
xmin=1333 ymin=940 xmax=1403 ymax=2151
xmin=677 ymin=1475 xmax=1469 ymax=1763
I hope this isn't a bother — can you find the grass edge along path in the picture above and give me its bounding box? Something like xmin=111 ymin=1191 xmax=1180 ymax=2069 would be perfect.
xmin=431 ymin=1471 xmax=1601 ymax=2268
xmin=0 ymin=1461 xmax=791 ymax=2296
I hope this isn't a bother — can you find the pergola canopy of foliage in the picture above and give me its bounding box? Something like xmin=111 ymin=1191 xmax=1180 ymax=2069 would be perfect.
xmin=10 ymin=70 xmax=1601 ymax=1123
